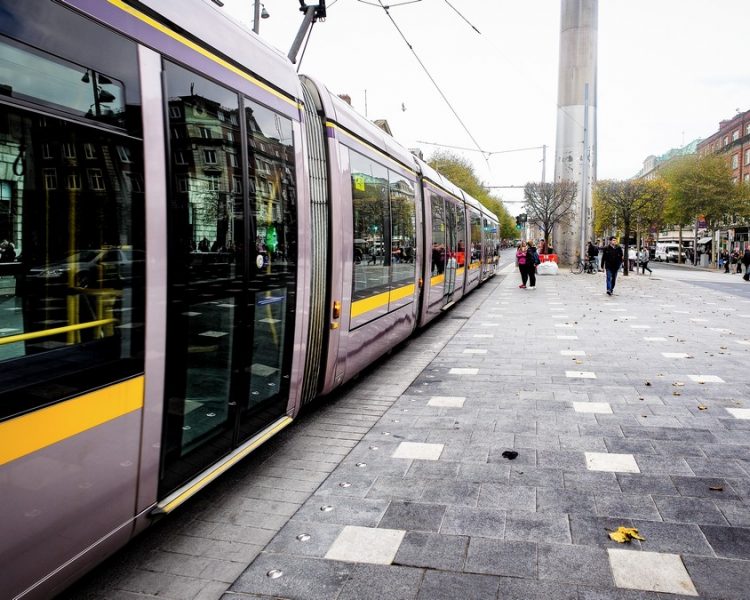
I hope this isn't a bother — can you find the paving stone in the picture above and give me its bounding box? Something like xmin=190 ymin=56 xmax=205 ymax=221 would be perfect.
xmin=265 ymin=521 xmax=344 ymax=558
xmin=465 ymin=538 xmax=537 ymax=578
xmin=415 ymin=570 xmax=500 ymax=600
xmin=504 ymin=512 xmax=571 ymax=544
xmin=365 ymin=476 xmax=427 ymax=501
xmin=440 ymin=506 xmax=506 ymax=538
xmin=391 ymin=442 xmax=444 ymax=460
xmin=653 ymin=495 xmax=729 ymax=525
xmin=477 ymin=483 xmax=536 ymax=511
xmin=393 ymin=531 xmax=468 ymax=571
xmin=324 ymin=525 xmax=405 ymax=564
xmin=569 ymin=515 xmax=641 ymax=549
xmin=699 ymin=525 xmax=750 ymax=559
xmin=607 ymin=549 xmax=697 ymax=596
xmin=495 ymin=577 xmax=579 ymax=600
xmin=378 ymin=501 xmax=447 ymax=532
xmin=538 ymin=543 xmax=613 ymax=587
xmin=337 ymin=564 xmax=424 ymax=600
xmin=537 ymin=488 xmax=597 ymax=515
xmin=682 ymin=555 xmax=750 ymax=600
xmin=586 ymin=452 xmax=640 ymax=473
xmin=420 ymin=480 xmax=480 ymax=506
xmin=293 ymin=497 xmax=390 ymax=527
xmin=231 ymin=553 xmax=351 ymax=599
xmin=563 ymin=470 xmax=620 ymax=493
xmin=617 ymin=474 xmax=679 ymax=496
xmin=509 ymin=465 xmax=564 ymax=488
xmin=670 ymin=475 xmax=740 ymax=500
xmin=629 ymin=520 xmax=714 ymax=556
xmin=594 ymin=493 xmax=661 ymax=521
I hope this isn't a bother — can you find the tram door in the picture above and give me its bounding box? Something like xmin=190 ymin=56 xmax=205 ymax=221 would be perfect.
xmin=160 ymin=63 xmax=297 ymax=496
xmin=427 ymin=193 xmax=457 ymax=316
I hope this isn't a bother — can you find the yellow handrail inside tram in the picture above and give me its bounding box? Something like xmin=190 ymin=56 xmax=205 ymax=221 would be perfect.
xmin=0 ymin=318 xmax=117 ymax=346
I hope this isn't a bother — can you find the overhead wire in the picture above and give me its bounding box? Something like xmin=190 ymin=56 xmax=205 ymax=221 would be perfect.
xmin=372 ymin=0 xmax=491 ymax=170
xmin=442 ymin=0 xmax=480 ymax=34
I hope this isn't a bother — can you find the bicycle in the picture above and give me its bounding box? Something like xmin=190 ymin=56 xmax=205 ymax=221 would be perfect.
xmin=571 ymin=256 xmax=597 ymax=274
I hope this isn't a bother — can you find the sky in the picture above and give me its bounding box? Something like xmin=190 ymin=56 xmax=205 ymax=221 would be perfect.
xmin=213 ymin=0 xmax=750 ymax=214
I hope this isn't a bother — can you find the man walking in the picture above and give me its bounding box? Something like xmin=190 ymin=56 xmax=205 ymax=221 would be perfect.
xmin=639 ymin=246 xmax=652 ymax=274
xmin=601 ymin=236 xmax=624 ymax=296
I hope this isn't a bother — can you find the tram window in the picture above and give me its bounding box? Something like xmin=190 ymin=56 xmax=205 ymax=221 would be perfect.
xmin=454 ymin=203 xmax=466 ymax=268
xmin=351 ymin=150 xmax=389 ymax=299
xmin=470 ymin=210 xmax=482 ymax=262
xmin=0 ymin=101 xmax=145 ymax=421
xmin=431 ymin=195 xmax=446 ymax=276
xmin=389 ymin=171 xmax=416 ymax=286
xmin=163 ymin=61 xmax=243 ymax=458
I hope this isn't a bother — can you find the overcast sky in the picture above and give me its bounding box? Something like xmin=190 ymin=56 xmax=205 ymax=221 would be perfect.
xmin=214 ymin=0 xmax=749 ymax=213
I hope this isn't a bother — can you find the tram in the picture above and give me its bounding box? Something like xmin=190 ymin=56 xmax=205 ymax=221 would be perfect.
xmin=0 ymin=1 xmax=499 ymax=597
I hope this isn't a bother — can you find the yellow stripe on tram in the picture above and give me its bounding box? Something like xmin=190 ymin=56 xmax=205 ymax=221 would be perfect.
xmin=430 ymin=274 xmax=445 ymax=286
xmin=350 ymin=284 xmax=416 ymax=318
xmin=0 ymin=377 xmax=144 ymax=466
xmin=389 ymin=283 xmax=415 ymax=302
xmin=106 ymin=0 xmax=301 ymax=110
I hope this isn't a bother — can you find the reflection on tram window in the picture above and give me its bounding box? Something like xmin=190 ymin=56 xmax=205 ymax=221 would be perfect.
xmin=431 ymin=195 xmax=446 ymax=276
xmin=389 ymin=171 xmax=416 ymax=286
xmin=245 ymin=98 xmax=297 ymax=410
xmin=163 ymin=61 xmax=242 ymax=457
xmin=0 ymin=37 xmax=126 ymax=128
xmin=470 ymin=210 xmax=482 ymax=263
xmin=351 ymin=150 xmax=389 ymax=299
xmin=0 ymin=105 xmax=145 ymax=418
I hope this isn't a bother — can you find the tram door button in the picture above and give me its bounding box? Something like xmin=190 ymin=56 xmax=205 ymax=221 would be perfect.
xmin=331 ymin=300 xmax=342 ymax=329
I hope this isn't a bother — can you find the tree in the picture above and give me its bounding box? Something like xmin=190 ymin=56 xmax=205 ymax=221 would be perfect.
xmin=427 ymin=150 xmax=511 ymax=231
xmin=660 ymin=154 xmax=738 ymax=263
xmin=594 ymin=179 xmax=668 ymax=275
xmin=522 ymin=181 xmax=577 ymax=253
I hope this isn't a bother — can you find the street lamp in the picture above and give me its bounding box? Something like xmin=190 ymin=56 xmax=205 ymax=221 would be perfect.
xmin=253 ymin=1 xmax=270 ymax=34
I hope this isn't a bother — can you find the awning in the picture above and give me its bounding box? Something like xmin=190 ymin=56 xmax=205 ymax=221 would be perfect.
xmin=697 ymin=237 xmax=712 ymax=244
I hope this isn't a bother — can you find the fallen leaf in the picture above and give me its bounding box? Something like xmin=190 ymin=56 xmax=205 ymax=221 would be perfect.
xmin=645 ymin=381 xmax=651 ymax=386
xmin=673 ymin=382 xmax=685 ymax=387
xmin=608 ymin=527 xmax=645 ymax=543
xmin=673 ymin=392 xmax=681 ymax=396
xmin=709 ymin=486 xmax=724 ymax=492
xmin=698 ymin=405 xmax=708 ymax=411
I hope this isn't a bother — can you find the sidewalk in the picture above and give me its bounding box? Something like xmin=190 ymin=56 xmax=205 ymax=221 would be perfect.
xmin=66 ymin=266 xmax=750 ymax=600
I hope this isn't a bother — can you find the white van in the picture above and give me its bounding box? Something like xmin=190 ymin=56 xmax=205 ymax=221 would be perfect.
xmin=655 ymin=243 xmax=685 ymax=263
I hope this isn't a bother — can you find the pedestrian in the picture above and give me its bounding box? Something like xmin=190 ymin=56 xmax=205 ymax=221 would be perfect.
xmin=526 ymin=240 xmax=540 ymax=289
xmin=639 ymin=246 xmax=652 ymax=274
xmin=721 ymin=249 xmax=730 ymax=273
xmin=516 ymin=242 xmax=528 ymax=288
xmin=601 ymin=236 xmax=623 ymax=296
xmin=734 ymin=250 xmax=743 ymax=274
xmin=742 ymin=247 xmax=750 ymax=281
xmin=587 ymin=240 xmax=599 ymax=272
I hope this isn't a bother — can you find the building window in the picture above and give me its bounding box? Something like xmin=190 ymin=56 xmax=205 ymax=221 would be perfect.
xmin=723 ymin=136 xmax=729 ymax=146
xmin=204 ymin=150 xmax=217 ymax=164
xmin=206 ymin=175 xmax=220 ymax=192
xmin=66 ymin=173 xmax=82 ymax=190
xmin=88 ymin=168 xmax=105 ymax=190
xmin=117 ymin=145 xmax=132 ymax=163
xmin=178 ymin=176 xmax=189 ymax=192
xmin=175 ymin=151 xmax=187 ymax=165
xmin=745 ymin=149 xmax=750 ymax=166
xmin=745 ymin=173 xmax=750 ymax=183
xmin=232 ymin=176 xmax=242 ymax=193
xmin=228 ymin=152 xmax=239 ymax=168
xmin=42 ymin=144 xmax=52 ymax=159
xmin=746 ymin=124 xmax=750 ymax=136
xmin=170 ymin=106 xmax=181 ymax=119
xmin=200 ymin=127 xmax=212 ymax=139
xmin=732 ymin=154 xmax=739 ymax=169
xmin=43 ymin=168 xmax=57 ymax=189
xmin=124 ymin=172 xmax=143 ymax=193
xmin=63 ymin=143 xmax=76 ymax=159
xmin=732 ymin=130 xmax=740 ymax=141
xmin=84 ymin=143 xmax=97 ymax=159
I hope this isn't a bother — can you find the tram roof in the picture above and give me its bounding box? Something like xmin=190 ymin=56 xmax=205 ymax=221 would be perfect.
xmin=138 ymin=0 xmax=302 ymax=101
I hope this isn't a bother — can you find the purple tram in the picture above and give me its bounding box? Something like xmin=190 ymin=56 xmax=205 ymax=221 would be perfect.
xmin=0 ymin=1 xmax=499 ymax=598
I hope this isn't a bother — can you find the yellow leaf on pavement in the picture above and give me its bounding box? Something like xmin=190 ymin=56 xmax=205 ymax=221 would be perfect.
xmin=608 ymin=527 xmax=645 ymax=543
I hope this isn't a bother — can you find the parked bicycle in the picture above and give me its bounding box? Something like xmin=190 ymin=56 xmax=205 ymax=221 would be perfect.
xmin=571 ymin=256 xmax=597 ymax=274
